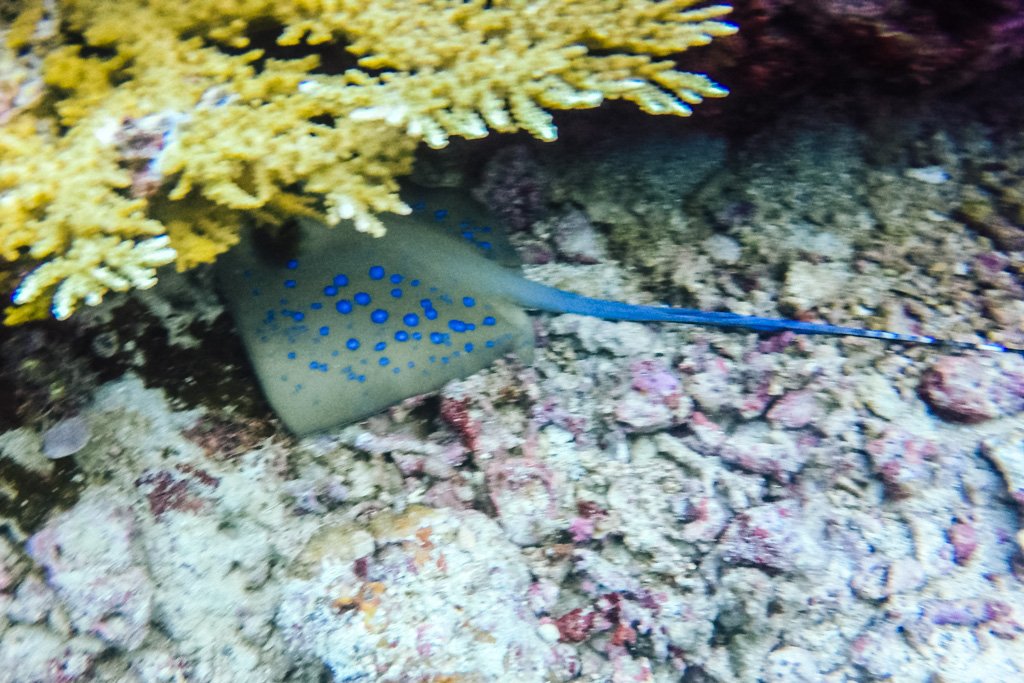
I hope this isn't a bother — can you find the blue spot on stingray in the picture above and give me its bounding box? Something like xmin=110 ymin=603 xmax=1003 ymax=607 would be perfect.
xmin=357 ymin=375 xmax=366 ymax=383
xmin=390 ymin=274 xmax=403 ymax=284
xmin=354 ymin=292 xmax=371 ymax=306
xmin=479 ymin=241 xmax=492 ymax=251
xmin=482 ymin=316 xmax=496 ymax=326
xmin=394 ymin=330 xmax=409 ymax=342
xmin=379 ymin=357 xmax=390 ymax=366
xmin=410 ymin=279 xmax=420 ymax=287
xmin=434 ymin=209 xmax=448 ymax=220
xmin=485 ymin=340 xmax=495 ymax=348
xmin=369 ymin=266 xmax=385 ymax=280
xmin=391 ymin=288 xmax=403 ymax=299
xmin=449 ymin=320 xmax=468 ymax=332
xmin=430 ymin=332 xmax=445 ymax=344
xmin=465 ymin=342 xmax=474 ymax=352
xmin=291 ymin=311 xmax=305 ymax=322
xmin=407 ymin=361 xmax=415 ymax=368
xmin=324 ymin=285 xmax=338 ymax=296
xmin=374 ymin=341 xmax=387 ymax=351
xmin=311 ymin=302 xmax=323 ymax=310
xmin=371 ymin=309 xmax=389 ymax=324
xmin=412 ymin=332 xmax=422 ymax=341
xmin=333 ymin=274 xmax=349 ymax=287
xmin=346 ymin=338 xmax=360 ymax=350
xmin=463 ymin=296 xmax=476 ymax=307
xmin=336 ymin=300 xmax=353 ymax=314
xmin=403 ymin=313 xmax=420 ymax=327
xmin=286 ymin=259 xmax=298 ymax=269
xmin=425 ymin=309 xmax=438 ymax=321
xmin=420 ymin=298 xmax=433 ymax=309
xmin=284 ymin=279 xmax=296 ymax=288
xmin=287 ymin=351 xmax=296 ymax=359
xmin=319 ymin=326 xmax=330 ymax=336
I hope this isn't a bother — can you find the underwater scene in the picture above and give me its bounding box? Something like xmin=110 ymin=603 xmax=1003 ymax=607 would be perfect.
xmin=1 ymin=1 xmax=1024 ymax=681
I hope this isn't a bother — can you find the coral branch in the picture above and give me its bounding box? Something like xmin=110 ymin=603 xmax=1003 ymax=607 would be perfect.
xmin=0 ymin=0 xmax=734 ymax=322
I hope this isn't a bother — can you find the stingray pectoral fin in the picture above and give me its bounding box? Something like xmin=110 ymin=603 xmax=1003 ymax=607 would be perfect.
xmin=216 ymin=219 xmax=535 ymax=435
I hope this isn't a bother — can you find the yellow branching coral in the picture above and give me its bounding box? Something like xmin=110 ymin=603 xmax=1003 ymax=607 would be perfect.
xmin=0 ymin=0 xmax=735 ymax=322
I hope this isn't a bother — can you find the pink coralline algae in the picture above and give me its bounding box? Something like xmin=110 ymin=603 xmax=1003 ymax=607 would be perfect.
xmin=708 ymin=0 xmax=1024 ymax=116
xmin=438 ymin=395 xmax=482 ymax=452
xmin=25 ymin=489 xmax=153 ymax=651
xmin=568 ymin=501 xmax=609 ymax=543
xmin=276 ymin=508 xmax=571 ymax=681
xmin=719 ymin=501 xmax=818 ymax=574
xmin=717 ymin=425 xmax=806 ymax=482
xmin=553 ymin=592 xmax=653 ymax=649
xmin=472 ymin=145 xmax=550 ymax=232
xmin=910 ymin=599 xmax=1024 ymax=641
xmin=766 ymin=389 xmax=825 ymax=429
xmin=948 ymin=519 xmax=979 ymax=566
xmin=918 ymin=356 xmax=1024 ymax=423
xmin=486 ymin=457 xmax=560 ymax=546
xmin=134 ymin=464 xmax=220 ymax=519
xmin=614 ymin=360 xmax=690 ymax=432
xmin=866 ymin=426 xmax=941 ymax=497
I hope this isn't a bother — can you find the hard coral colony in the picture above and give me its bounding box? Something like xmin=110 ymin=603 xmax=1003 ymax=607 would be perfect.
xmin=0 ymin=0 xmax=737 ymax=323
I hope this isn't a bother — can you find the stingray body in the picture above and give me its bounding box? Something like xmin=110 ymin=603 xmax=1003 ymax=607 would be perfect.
xmin=217 ymin=187 xmax=1020 ymax=435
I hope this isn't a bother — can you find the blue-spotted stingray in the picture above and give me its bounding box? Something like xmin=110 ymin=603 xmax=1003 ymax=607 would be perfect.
xmin=217 ymin=187 xmax=1022 ymax=435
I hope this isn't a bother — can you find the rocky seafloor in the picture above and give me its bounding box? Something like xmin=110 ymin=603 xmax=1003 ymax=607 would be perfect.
xmin=2 ymin=68 xmax=1024 ymax=682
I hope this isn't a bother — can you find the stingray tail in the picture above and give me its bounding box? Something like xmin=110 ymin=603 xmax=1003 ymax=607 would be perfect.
xmin=505 ymin=277 xmax=1024 ymax=357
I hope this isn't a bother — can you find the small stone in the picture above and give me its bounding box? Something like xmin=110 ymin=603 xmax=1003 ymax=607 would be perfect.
xmin=905 ymin=166 xmax=950 ymax=184
xmin=919 ymin=356 xmax=1024 ymax=423
xmin=766 ymin=389 xmax=823 ymax=429
xmin=980 ymin=435 xmax=1024 ymax=506
xmin=486 ymin=458 xmax=560 ymax=546
xmin=858 ymin=374 xmax=904 ymax=420
xmin=550 ymin=209 xmax=606 ymax=264
xmin=948 ymin=521 xmax=978 ymax=565
xmin=720 ymin=501 xmax=820 ymax=573
xmin=538 ymin=621 xmax=561 ymax=643
xmin=781 ymin=261 xmax=849 ymax=312
xmin=41 ymin=416 xmax=92 ymax=459
xmin=765 ymin=646 xmax=820 ymax=682
xmin=957 ymin=203 xmax=1024 ymax=251
xmin=885 ymin=558 xmax=926 ymax=595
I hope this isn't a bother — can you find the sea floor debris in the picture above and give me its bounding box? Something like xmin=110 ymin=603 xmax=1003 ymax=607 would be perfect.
xmin=2 ymin=73 xmax=1024 ymax=682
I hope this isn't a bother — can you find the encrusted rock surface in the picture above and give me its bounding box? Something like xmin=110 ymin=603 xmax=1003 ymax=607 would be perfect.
xmin=2 ymin=65 xmax=1024 ymax=683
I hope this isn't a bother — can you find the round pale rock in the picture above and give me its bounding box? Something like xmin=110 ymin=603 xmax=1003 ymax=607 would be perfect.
xmin=41 ymin=416 xmax=91 ymax=459
xmin=918 ymin=356 xmax=1024 ymax=423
